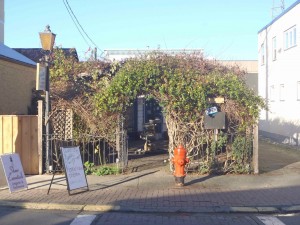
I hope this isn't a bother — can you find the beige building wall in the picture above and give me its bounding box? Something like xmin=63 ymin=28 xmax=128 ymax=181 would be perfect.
xmin=0 ymin=0 xmax=4 ymax=43
xmin=0 ymin=59 xmax=36 ymax=114
xmin=219 ymin=60 xmax=258 ymax=95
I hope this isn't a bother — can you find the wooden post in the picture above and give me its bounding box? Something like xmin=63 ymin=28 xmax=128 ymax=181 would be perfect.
xmin=38 ymin=100 xmax=43 ymax=175
xmin=214 ymin=129 xmax=218 ymax=141
xmin=253 ymin=123 xmax=259 ymax=174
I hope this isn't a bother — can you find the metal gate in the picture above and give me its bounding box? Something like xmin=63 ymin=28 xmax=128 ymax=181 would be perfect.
xmin=44 ymin=111 xmax=128 ymax=173
xmin=46 ymin=134 xmax=119 ymax=171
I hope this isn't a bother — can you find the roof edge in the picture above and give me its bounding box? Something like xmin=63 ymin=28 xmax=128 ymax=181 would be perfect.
xmin=0 ymin=55 xmax=36 ymax=68
xmin=0 ymin=43 xmax=36 ymax=66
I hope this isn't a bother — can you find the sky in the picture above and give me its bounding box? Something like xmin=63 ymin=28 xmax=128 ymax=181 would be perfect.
xmin=4 ymin=0 xmax=297 ymax=60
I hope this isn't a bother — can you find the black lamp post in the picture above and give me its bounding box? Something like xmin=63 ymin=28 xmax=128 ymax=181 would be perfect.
xmin=39 ymin=25 xmax=56 ymax=172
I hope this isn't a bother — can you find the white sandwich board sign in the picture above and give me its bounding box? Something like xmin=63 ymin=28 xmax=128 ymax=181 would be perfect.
xmin=0 ymin=153 xmax=27 ymax=193
xmin=61 ymin=146 xmax=88 ymax=192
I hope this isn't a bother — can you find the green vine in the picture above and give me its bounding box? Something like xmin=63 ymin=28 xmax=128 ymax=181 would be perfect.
xmin=50 ymin=49 xmax=266 ymax=174
xmin=94 ymin=52 xmax=266 ymax=174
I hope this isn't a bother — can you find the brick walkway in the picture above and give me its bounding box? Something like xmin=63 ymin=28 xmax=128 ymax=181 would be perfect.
xmin=1 ymin=139 xmax=300 ymax=213
xmin=1 ymin=168 xmax=300 ymax=213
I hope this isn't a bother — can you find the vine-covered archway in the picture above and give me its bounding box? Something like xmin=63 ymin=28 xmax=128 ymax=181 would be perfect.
xmin=95 ymin=52 xmax=265 ymax=174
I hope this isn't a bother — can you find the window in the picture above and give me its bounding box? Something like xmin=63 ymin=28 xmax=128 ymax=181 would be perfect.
xmin=272 ymin=37 xmax=277 ymax=60
xmin=284 ymin=26 xmax=297 ymax=50
xmin=261 ymin=43 xmax=265 ymax=65
xmin=279 ymin=84 xmax=285 ymax=101
xmin=270 ymin=85 xmax=275 ymax=102
xmin=297 ymin=81 xmax=300 ymax=101
xmin=294 ymin=27 xmax=297 ymax=45
xmin=285 ymin=32 xmax=289 ymax=49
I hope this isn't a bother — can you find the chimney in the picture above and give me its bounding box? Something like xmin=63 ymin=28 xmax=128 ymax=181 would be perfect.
xmin=0 ymin=0 xmax=4 ymax=43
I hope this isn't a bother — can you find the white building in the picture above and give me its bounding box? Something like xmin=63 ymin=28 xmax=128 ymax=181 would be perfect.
xmin=258 ymin=0 xmax=300 ymax=145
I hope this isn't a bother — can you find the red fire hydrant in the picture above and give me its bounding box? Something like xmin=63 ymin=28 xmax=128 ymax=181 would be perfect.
xmin=172 ymin=145 xmax=189 ymax=186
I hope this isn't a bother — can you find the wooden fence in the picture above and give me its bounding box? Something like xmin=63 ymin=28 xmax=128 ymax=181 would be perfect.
xmin=0 ymin=115 xmax=39 ymax=175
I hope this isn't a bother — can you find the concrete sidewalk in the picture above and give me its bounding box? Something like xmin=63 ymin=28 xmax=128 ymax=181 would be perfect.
xmin=1 ymin=139 xmax=300 ymax=214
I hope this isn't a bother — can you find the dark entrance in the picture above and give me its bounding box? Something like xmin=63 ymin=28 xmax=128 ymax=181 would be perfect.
xmin=127 ymin=97 xmax=169 ymax=173
xmin=144 ymin=98 xmax=163 ymax=135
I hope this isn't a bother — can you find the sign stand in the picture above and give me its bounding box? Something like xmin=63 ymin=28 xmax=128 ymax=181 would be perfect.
xmin=0 ymin=153 xmax=28 ymax=193
xmin=48 ymin=146 xmax=89 ymax=195
xmin=47 ymin=154 xmax=66 ymax=195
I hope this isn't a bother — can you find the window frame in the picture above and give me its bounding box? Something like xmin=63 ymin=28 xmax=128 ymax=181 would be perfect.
xmin=284 ymin=25 xmax=297 ymax=50
xmin=272 ymin=36 xmax=277 ymax=61
xmin=279 ymin=84 xmax=285 ymax=101
xmin=297 ymin=81 xmax=300 ymax=101
xmin=270 ymin=85 xmax=275 ymax=102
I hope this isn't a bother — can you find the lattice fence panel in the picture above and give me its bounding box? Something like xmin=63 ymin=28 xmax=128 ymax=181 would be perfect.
xmin=51 ymin=109 xmax=73 ymax=140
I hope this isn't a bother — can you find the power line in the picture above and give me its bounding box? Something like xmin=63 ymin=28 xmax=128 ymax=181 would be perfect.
xmin=62 ymin=0 xmax=90 ymax=47
xmin=63 ymin=0 xmax=104 ymax=56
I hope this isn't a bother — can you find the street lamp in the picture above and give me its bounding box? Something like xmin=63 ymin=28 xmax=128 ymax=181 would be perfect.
xmin=39 ymin=25 xmax=56 ymax=173
xmin=39 ymin=25 xmax=56 ymax=51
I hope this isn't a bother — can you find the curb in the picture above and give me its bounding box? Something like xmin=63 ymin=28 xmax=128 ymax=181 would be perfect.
xmin=0 ymin=201 xmax=84 ymax=211
xmin=1 ymin=201 xmax=300 ymax=214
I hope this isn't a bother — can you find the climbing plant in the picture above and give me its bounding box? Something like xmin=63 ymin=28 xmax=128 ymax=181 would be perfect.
xmin=95 ymin=52 xmax=266 ymax=174
xmin=49 ymin=48 xmax=266 ymax=174
xmin=49 ymin=47 xmax=121 ymax=143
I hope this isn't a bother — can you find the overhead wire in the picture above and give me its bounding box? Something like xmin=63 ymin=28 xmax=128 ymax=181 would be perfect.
xmin=63 ymin=0 xmax=104 ymax=56
xmin=62 ymin=0 xmax=90 ymax=47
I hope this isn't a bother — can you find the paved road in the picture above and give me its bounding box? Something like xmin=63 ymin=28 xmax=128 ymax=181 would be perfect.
xmin=0 ymin=207 xmax=77 ymax=225
xmin=93 ymin=212 xmax=300 ymax=225
xmin=1 ymin=206 xmax=300 ymax=225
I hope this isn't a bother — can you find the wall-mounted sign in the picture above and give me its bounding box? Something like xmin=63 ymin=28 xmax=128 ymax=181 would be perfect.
xmin=207 ymin=97 xmax=225 ymax=104
xmin=204 ymin=112 xmax=226 ymax=129
xmin=0 ymin=153 xmax=27 ymax=193
xmin=36 ymin=63 xmax=47 ymax=91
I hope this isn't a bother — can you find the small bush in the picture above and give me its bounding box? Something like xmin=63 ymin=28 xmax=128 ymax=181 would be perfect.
xmin=84 ymin=161 xmax=120 ymax=176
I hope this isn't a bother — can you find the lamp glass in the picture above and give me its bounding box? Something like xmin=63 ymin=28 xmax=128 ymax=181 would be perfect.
xmin=39 ymin=32 xmax=56 ymax=51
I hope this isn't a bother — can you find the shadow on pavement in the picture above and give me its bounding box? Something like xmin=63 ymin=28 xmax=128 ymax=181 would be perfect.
xmin=106 ymin=184 xmax=300 ymax=213
xmin=88 ymin=170 xmax=160 ymax=191
xmin=27 ymin=176 xmax=67 ymax=190
xmin=184 ymin=174 xmax=216 ymax=186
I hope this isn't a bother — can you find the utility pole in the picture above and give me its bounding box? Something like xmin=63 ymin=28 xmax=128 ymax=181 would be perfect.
xmin=94 ymin=47 xmax=97 ymax=60
xmin=0 ymin=0 xmax=4 ymax=43
xmin=90 ymin=47 xmax=97 ymax=61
